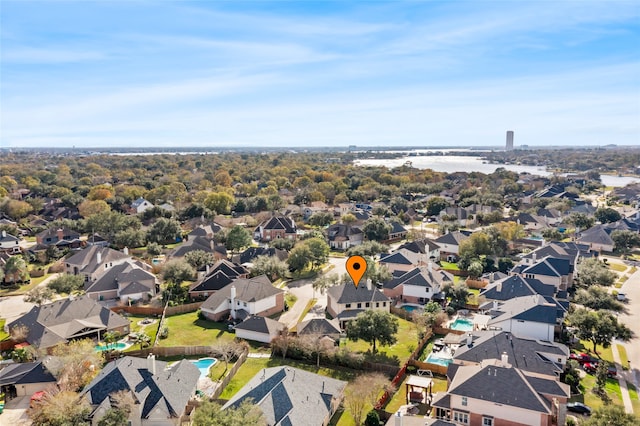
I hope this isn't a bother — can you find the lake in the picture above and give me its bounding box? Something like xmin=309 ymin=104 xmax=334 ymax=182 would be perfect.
xmin=353 ymin=155 xmax=638 ymax=188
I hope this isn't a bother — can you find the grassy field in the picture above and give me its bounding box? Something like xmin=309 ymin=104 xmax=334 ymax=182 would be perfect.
xmin=219 ymin=357 xmax=357 ymax=400
xmin=608 ymin=263 xmax=628 ymax=272
xmin=440 ymin=261 xmax=459 ymax=270
xmin=156 ymin=311 xmax=236 ymax=347
xmin=0 ymin=319 xmax=8 ymax=341
xmin=341 ymin=316 xmax=420 ymax=365
xmin=573 ymin=374 xmax=624 ymax=411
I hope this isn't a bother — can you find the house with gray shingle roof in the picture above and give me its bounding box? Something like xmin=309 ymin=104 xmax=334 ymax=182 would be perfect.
xmin=82 ymin=355 xmax=199 ymax=426
xmin=383 ymin=265 xmax=451 ymax=306
xmin=435 ymin=230 xmax=471 ymax=261
xmin=577 ymin=224 xmax=615 ymax=253
xmin=432 ymin=358 xmax=569 ymax=426
xmin=379 ymin=249 xmax=425 ymax=274
xmin=85 ymin=261 xmax=158 ymax=302
xmin=65 ymin=246 xmax=131 ymax=283
xmin=0 ymin=360 xmax=57 ymax=398
xmin=254 ymin=215 xmax=297 ymax=242
xmin=200 ymin=275 xmax=284 ymax=322
xmin=297 ymin=318 xmax=341 ymax=340
xmin=396 ymin=238 xmax=441 ymax=261
xmin=483 ymin=295 xmax=558 ymax=341
xmin=451 ymin=331 xmax=568 ymax=378
xmin=326 ymin=283 xmax=390 ymax=329
xmin=7 ymin=296 xmax=130 ymax=350
xmin=222 ymin=366 xmax=346 ymax=426
xmin=234 ymin=315 xmax=286 ymax=343
xmin=326 ymin=224 xmax=363 ymax=250
xmin=129 ymin=197 xmax=154 ymax=214
xmin=188 ymin=259 xmax=248 ymax=300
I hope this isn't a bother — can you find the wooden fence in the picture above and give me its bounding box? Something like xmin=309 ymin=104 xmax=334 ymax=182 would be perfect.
xmin=111 ymin=302 xmax=202 ymax=317
xmin=0 ymin=339 xmax=15 ymax=351
xmin=433 ymin=326 xmax=465 ymax=336
xmin=123 ymin=345 xmax=214 ymax=358
xmin=465 ymin=278 xmax=487 ymax=289
xmin=211 ymin=349 xmax=249 ymax=399
xmin=408 ymin=359 xmax=449 ymax=377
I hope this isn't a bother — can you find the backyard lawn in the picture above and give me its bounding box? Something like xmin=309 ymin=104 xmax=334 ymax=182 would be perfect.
xmin=0 ymin=319 xmax=8 ymax=341
xmin=341 ymin=316 xmax=420 ymax=365
xmin=219 ymin=357 xmax=357 ymax=400
xmin=156 ymin=311 xmax=236 ymax=347
xmin=125 ymin=315 xmax=160 ymax=350
xmin=439 ymin=261 xmax=459 ymax=270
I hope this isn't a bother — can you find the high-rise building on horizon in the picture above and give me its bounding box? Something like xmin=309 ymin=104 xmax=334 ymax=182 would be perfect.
xmin=506 ymin=130 xmax=514 ymax=151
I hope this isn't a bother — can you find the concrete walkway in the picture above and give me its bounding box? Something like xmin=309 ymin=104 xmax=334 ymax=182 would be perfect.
xmin=611 ymin=342 xmax=633 ymax=414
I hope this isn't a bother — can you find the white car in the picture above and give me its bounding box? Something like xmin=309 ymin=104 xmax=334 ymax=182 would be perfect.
xmin=617 ymin=293 xmax=626 ymax=302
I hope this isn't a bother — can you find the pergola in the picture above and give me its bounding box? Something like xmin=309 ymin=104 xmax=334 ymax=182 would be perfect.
xmin=405 ymin=375 xmax=433 ymax=405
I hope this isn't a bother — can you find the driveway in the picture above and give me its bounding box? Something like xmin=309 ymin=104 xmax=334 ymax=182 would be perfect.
xmin=0 ymin=396 xmax=31 ymax=426
xmin=0 ymin=274 xmax=60 ymax=324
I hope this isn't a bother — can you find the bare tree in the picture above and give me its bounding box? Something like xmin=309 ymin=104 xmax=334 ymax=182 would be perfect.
xmin=24 ymin=286 xmax=55 ymax=306
xmin=50 ymin=339 xmax=103 ymax=392
xmin=10 ymin=324 xmax=29 ymax=343
xmin=344 ymin=373 xmax=393 ymax=425
xmin=271 ymin=327 xmax=292 ymax=360
xmin=301 ymin=324 xmax=335 ymax=367
xmin=209 ymin=341 xmax=246 ymax=379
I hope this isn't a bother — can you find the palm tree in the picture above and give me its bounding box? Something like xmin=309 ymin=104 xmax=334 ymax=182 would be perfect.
xmin=102 ymin=331 xmax=121 ymax=349
xmin=131 ymin=332 xmax=151 ymax=350
xmin=4 ymin=256 xmax=28 ymax=284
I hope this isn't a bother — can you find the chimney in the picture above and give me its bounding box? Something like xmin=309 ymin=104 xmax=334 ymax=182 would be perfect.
xmin=96 ymin=250 xmax=102 ymax=265
xmin=532 ymin=252 xmax=537 ymax=262
xmin=428 ymin=261 xmax=433 ymax=273
xmin=230 ymin=285 xmax=237 ymax=319
xmin=366 ymin=279 xmax=372 ymax=291
xmin=501 ymin=352 xmax=509 ymax=367
xmin=210 ymin=240 xmax=214 ymax=250
xmin=206 ymin=264 xmax=210 ymax=275
xmin=394 ymin=411 xmax=403 ymax=426
xmin=496 ymin=281 xmax=502 ymax=293
xmin=123 ymin=247 xmax=129 ymax=256
xmin=466 ymin=333 xmax=472 ymax=346
xmin=147 ymin=353 xmax=156 ymax=376
xmin=57 ymin=228 xmax=64 ymax=241
xmin=1 ymin=230 xmax=5 ymax=238
xmin=492 ymin=300 xmax=498 ymax=311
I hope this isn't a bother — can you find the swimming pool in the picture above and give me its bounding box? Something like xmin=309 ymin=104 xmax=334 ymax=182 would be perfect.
xmin=94 ymin=342 xmax=128 ymax=352
xmin=450 ymin=318 xmax=474 ymax=331
xmin=190 ymin=357 xmax=217 ymax=378
xmin=425 ymin=352 xmax=453 ymax=367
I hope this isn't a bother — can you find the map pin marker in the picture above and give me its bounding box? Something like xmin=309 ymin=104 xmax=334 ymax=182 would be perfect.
xmin=346 ymin=255 xmax=367 ymax=288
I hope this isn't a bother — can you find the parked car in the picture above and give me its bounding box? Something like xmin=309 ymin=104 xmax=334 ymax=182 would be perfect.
xmin=569 ymin=352 xmax=592 ymax=364
xmin=583 ymin=362 xmax=617 ymax=378
xmin=567 ymin=402 xmax=591 ymax=415
xmin=617 ymin=292 xmax=626 ymax=302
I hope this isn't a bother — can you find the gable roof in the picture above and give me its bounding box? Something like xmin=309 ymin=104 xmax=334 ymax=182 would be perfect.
xmin=85 ymin=261 xmax=156 ymax=294
xmin=396 ymin=238 xmax=440 ymax=255
xmin=383 ymin=266 xmax=452 ymax=291
xmin=435 ymin=230 xmax=470 ymax=246
xmin=379 ymin=251 xmax=414 ymax=266
xmin=234 ymin=246 xmax=288 ymax=265
xmin=234 ymin=316 xmax=285 ymax=335
xmin=521 ymin=257 xmax=568 ymax=278
xmin=169 ymin=236 xmax=218 ymax=258
xmin=223 ymin=366 xmax=346 ymax=426
xmin=65 ymin=246 xmax=129 ymax=274
xmin=453 ymin=331 xmax=568 ymax=376
xmin=36 ymin=227 xmax=80 ymax=240
xmin=326 ymin=224 xmax=363 ymax=241
xmin=480 ymin=275 xmax=555 ymax=301
xmin=488 ymin=295 xmax=558 ymax=326
xmin=8 ymin=296 xmax=130 ymax=349
xmin=578 ymin=225 xmax=615 ymax=246
xmin=82 ymin=356 xmax=199 ymax=420
xmin=0 ymin=361 xmax=57 ymax=386
xmin=258 ymin=216 xmax=296 ymax=233
xmin=297 ymin=318 xmax=341 ymax=336
xmin=200 ymin=275 xmax=282 ymax=311
xmin=389 ymin=221 xmax=407 ymax=234
xmin=326 ymin=283 xmax=389 ymax=305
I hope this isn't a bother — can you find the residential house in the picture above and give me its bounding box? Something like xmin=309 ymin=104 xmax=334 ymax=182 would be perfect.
xmin=379 ymin=250 xmax=424 ymax=275
xmin=222 ymin=366 xmax=346 ymax=426
xmin=482 ymin=295 xmax=558 ymax=341
xmin=435 ymin=231 xmax=471 ymax=262
xmin=512 ymin=256 xmax=572 ymax=291
xmin=452 ymin=331 xmax=569 ymax=379
xmin=85 ymin=233 xmax=109 ymax=247
xmin=233 ymin=315 xmax=286 ymax=343
xmin=383 ymin=265 xmax=451 ymax=306
xmin=82 ymin=355 xmax=200 ymax=426
xmin=297 ymin=318 xmax=341 ymax=341
xmin=85 ymin=261 xmax=158 ymax=302
xmin=326 ymin=224 xmax=363 ymax=250
xmin=199 ymin=275 xmax=284 ymax=322
xmin=188 ymin=259 xmax=248 ymax=300
xmin=432 ymin=358 xmax=570 ymax=426
xmin=0 ymin=230 xmax=21 ymax=254
xmin=129 ymin=197 xmax=154 ymax=214
xmin=188 ymin=223 xmax=223 ymax=239
xmin=0 ymin=361 xmax=57 ymax=399
xmin=65 ymin=246 xmax=131 ymax=283
xmin=254 ymin=215 xmax=297 ymax=242
xmin=335 ymin=203 xmax=355 ymax=216
xmin=168 ymin=235 xmax=227 ymax=261
xmin=7 ymin=296 xmax=130 ymax=350
xmin=396 ymin=238 xmax=440 ymax=261
xmin=387 ymin=221 xmax=408 ymax=241
xmin=35 ymin=227 xmax=82 ymax=248
xmin=231 ymin=246 xmax=288 ymax=267
xmin=326 ymin=283 xmax=390 ymax=329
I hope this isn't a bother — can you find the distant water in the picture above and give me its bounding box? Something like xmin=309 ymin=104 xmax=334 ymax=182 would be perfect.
xmin=354 ymin=155 xmax=638 ymax=188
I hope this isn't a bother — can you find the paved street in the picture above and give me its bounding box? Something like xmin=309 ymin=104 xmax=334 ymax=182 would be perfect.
xmin=0 ymin=274 xmax=61 ymax=324
xmin=0 ymin=395 xmax=31 ymax=426
xmin=617 ymin=264 xmax=640 ymax=403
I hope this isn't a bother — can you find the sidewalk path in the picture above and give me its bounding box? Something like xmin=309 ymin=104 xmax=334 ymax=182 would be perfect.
xmin=612 ymin=342 xmax=633 ymax=414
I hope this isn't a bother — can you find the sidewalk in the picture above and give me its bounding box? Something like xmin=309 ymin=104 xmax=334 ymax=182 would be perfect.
xmin=611 ymin=342 xmax=634 ymax=414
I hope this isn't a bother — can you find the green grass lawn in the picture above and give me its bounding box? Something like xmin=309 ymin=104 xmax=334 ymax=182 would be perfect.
xmin=617 ymin=344 xmax=630 ymax=370
xmin=219 ymin=357 xmax=357 ymax=400
xmin=383 ymin=375 xmax=448 ymax=415
xmin=440 ymin=261 xmax=459 ymax=270
xmin=0 ymin=319 xmax=8 ymax=341
xmin=341 ymin=316 xmax=420 ymax=365
xmin=156 ymin=311 xmax=236 ymax=347
xmin=573 ymin=374 xmax=624 ymax=412
xmin=125 ymin=315 xmax=160 ymax=350
xmin=574 ymin=340 xmax=614 ymax=363
xmin=608 ymin=263 xmax=628 ymax=272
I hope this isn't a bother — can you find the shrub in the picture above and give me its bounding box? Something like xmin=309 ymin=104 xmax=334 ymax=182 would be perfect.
xmin=159 ymin=326 xmax=169 ymax=339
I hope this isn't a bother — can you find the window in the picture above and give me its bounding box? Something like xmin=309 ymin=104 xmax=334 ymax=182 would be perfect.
xmin=357 ymin=303 xmax=362 ymax=308
xmin=345 ymin=304 xmax=351 ymax=308
xmin=243 ymin=302 xmax=247 ymax=307
xmin=461 ymin=396 xmax=467 ymax=406
xmin=365 ymin=302 xmax=370 ymax=308
xmin=453 ymin=412 xmax=468 ymax=424
xmin=383 ymin=302 xmax=386 ymax=307
xmin=482 ymin=417 xmax=493 ymax=426
xmin=376 ymin=302 xmax=380 ymax=307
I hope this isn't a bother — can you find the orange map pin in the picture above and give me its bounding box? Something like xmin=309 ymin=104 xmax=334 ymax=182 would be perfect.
xmin=346 ymin=255 xmax=367 ymax=288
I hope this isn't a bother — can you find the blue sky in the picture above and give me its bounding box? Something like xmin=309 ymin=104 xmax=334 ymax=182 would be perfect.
xmin=1 ymin=1 xmax=639 ymax=148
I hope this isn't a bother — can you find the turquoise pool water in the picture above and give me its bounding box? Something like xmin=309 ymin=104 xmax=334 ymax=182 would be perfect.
xmin=191 ymin=358 xmax=217 ymax=378
xmin=450 ymin=318 xmax=474 ymax=331
xmin=94 ymin=342 xmax=127 ymax=352
xmin=426 ymin=353 xmax=453 ymax=367
xmin=402 ymin=305 xmax=418 ymax=312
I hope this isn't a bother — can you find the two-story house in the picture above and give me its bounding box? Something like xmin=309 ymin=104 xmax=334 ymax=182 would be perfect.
xmin=326 ymin=283 xmax=390 ymax=329
xmin=65 ymin=246 xmax=131 ymax=283
xmin=383 ymin=265 xmax=451 ymax=306
xmin=254 ymin=215 xmax=297 ymax=242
